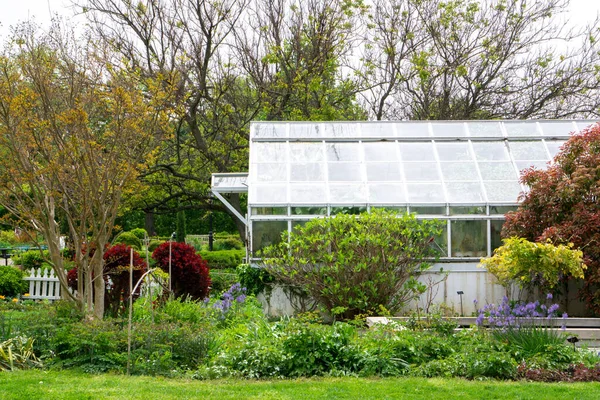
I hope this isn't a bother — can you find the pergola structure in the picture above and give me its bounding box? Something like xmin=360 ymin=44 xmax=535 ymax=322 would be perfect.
xmin=212 ymin=120 xmax=597 ymax=262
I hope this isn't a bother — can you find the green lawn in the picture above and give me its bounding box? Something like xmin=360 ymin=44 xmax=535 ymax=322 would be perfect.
xmin=1 ymin=371 xmax=600 ymax=400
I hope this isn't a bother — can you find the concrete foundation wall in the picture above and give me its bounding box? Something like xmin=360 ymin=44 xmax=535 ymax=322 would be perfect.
xmin=257 ymin=262 xmax=591 ymax=317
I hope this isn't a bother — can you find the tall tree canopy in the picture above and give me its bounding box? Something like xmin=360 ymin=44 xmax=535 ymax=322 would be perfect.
xmin=503 ymin=123 xmax=600 ymax=314
xmin=0 ymin=24 xmax=173 ymax=318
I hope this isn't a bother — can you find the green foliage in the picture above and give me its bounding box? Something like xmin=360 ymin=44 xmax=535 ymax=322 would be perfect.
xmin=0 ymin=266 xmax=28 ymax=297
xmin=113 ymin=232 xmax=143 ymax=250
xmin=213 ymin=238 xmax=243 ymax=251
xmin=261 ymin=210 xmax=442 ymax=319
xmin=11 ymin=250 xmax=49 ymax=270
xmin=480 ymin=237 xmax=586 ymax=292
xmin=0 ymin=336 xmax=42 ymax=371
xmin=200 ymin=250 xmax=245 ymax=270
xmin=129 ymin=228 xmax=148 ymax=240
xmin=0 ymin=230 xmax=17 ymax=246
xmin=209 ymin=269 xmax=239 ymax=294
xmin=237 ymin=264 xmax=274 ymax=296
xmin=176 ymin=209 xmax=186 ymax=243
xmin=147 ymin=240 xmax=164 ymax=253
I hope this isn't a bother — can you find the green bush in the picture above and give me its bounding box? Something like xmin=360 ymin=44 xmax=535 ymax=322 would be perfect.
xmin=199 ymin=250 xmax=244 ymax=270
xmin=237 ymin=263 xmax=274 ymax=296
xmin=113 ymin=231 xmax=142 ymax=250
xmin=0 ymin=231 xmax=17 ymax=246
xmin=11 ymin=250 xmax=49 ymax=270
xmin=129 ymin=228 xmax=148 ymax=240
xmin=147 ymin=240 xmax=164 ymax=253
xmin=0 ymin=266 xmax=28 ymax=297
xmin=213 ymin=238 xmax=243 ymax=251
xmin=261 ymin=210 xmax=443 ymax=319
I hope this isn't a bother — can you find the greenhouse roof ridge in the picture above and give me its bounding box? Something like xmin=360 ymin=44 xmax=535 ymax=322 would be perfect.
xmin=250 ymin=119 xmax=598 ymax=141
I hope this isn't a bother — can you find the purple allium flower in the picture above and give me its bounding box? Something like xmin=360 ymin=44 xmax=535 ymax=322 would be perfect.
xmin=546 ymin=293 xmax=553 ymax=300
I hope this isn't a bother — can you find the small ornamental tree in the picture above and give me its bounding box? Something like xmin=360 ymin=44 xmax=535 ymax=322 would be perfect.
xmin=479 ymin=237 xmax=586 ymax=298
xmin=260 ymin=210 xmax=443 ymax=319
xmin=67 ymin=244 xmax=147 ymax=317
xmin=503 ymin=123 xmax=600 ymax=314
xmin=151 ymin=242 xmax=210 ymax=299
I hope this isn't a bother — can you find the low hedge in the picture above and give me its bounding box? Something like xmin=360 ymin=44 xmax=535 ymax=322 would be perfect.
xmin=199 ymin=250 xmax=244 ymax=270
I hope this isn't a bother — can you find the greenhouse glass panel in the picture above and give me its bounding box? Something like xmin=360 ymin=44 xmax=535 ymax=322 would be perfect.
xmin=472 ymin=142 xmax=510 ymax=161
xmin=289 ymin=142 xmax=324 ymax=162
xmin=576 ymin=121 xmax=597 ymax=132
xmin=250 ymin=184 xmax=287 ymax=203
xmin=508 ymin=141 xmax=548 ymax=160
xmin=394 ymin=122 xmax=430 ymax=137
xmin=431 ymin=122 xmax=467 ymax=137
xmin=252 ymin=142 xmax=287 ymax=163
xmin=435 ymin=142 xmax=473 ymax=161
xmin=290 ymin=163 xmax=324 ymax=181
xmin=251 ymin=207 xmax=287 ymax=216
xmin=504 ymin=121 xmax=540 ymax=137
xmin=371 ymin=205 xmax=408 ymax=213
xmin=292 ymin=206 xmax=327 ymax=215
xmin=489 ymin=205 xmax=518 ymax=214
xmin=545 ymin=140 xmax=566 ymax=158
xmin=366 ymin=163 xmax=403 ymax=181
xmin=326 ymin=143 xmax=360 ymax=161
xmin=252 ymin=221 xmax=288 ymax=253
xmin=331 ymin=206 xmax=367 ymax=215
xmin=406 ymin=183 xmax=445 ymax=203
xmin=445 ymin=182 xmax=486 ymax=203
xmin=363 ymin=142 xmax=398 ymax=161
xmin=288 ymin=123 xmax=321 ymax=139
xmin=402 ymin=162 xmax=440 ymax=181
xmin=441 ymin=162 xmax=478 ymax=181
xmin=399 ymin=142 xmax=436 ymax=161
xmin=328 ymin=162 xmax=362 ymax=181
xmin=449 ymin=206 xmax=486 ymax=215
xmin=432 ymin=222 xmax=448 ymax=256
xmin=538 ymin=121 xmax=575 ymax=137
xmin=361 ymin=123 xmax=396 ymax=137
xmin=467 ymin=121 xmax=503 ymax=137
xmin=253 ymin=123 xmax=287 ymax=139
xmin=451 ymin=220 xmax=487 ymax=257
xmin=321 ymin=123 xmax=358 ymax=138
xmin=484 ymin=181 xmax=522 ymax=202
xmin=368 ymin=183 xmax=407 ymax=203
xmin=410 ymin=206 xmax=446 ymax=214
xmin=515 ymin=160 xmax=549 ymax=171
xmin=254 ymin=163 xmax=287 ymax=182
xmin=491 ymin=219 xmax=504 ymax=252
xmin=329 ymin=184 xmax=367 ymax=203
xmin=478 ymin=162 xmax=518 ymax=180
xmin=290 ymin=183 xmax=327 ymax=203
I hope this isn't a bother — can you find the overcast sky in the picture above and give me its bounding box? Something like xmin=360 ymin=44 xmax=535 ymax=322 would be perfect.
xmin=1 ymin=0 xmax=599 ymax=40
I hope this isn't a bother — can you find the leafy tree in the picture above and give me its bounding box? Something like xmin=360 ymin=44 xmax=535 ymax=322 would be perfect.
xmin=152 ymin=242 xmax=210 ymax=299
xmin=260 ymin=210 xmax=443 ymax=319
xmin=503 ymin=123 xmax=600 ymax=314
xmin=480 ymin=237 xmax=586 ymax=299
xmin=0 ymin=24 xmax=173 ymax=319
xmin=358 ymin=0 xmax=600 ymax=120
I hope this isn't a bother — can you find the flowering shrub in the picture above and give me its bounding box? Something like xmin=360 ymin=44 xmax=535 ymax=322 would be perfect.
xmin=152 ymin=242 xmax=210 ymax=299
xmin=212 ymin=283 xmax=247 ymax=321
xmin=475 ymin=295 xmax=567 ymax=358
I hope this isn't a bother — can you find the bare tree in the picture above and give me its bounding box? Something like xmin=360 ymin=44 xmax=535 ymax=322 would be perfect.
xmin=358 ymin=0 xmax=600 ymax=120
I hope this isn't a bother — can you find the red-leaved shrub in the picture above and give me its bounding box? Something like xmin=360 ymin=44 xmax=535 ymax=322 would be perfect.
xmin=151 ymin=242 xmax=210 ymax=299
xmin=103 ymin=244 xmax=147 ymax=315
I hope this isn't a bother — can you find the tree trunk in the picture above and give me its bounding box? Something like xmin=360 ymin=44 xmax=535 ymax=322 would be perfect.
xmin=145 ymin=209 xmax=156 ymax=236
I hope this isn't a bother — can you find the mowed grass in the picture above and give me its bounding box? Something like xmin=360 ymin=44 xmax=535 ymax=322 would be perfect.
xmin=1 ymin=370 xmax=600 ymax=400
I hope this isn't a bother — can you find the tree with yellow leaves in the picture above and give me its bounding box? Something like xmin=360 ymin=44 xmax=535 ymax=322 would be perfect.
xmin=0 ymin=24 xmax=174 ymax=319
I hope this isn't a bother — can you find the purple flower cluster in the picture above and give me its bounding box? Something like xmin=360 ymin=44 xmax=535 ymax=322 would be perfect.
xmin=213 ymin=283 xmax=247 ymax=318
xmin=475 ymin=295 xmax=567 ymax=331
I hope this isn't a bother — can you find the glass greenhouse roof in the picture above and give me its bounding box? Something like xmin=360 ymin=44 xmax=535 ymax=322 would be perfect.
xmin=246 ymin=120 xmax=598 ymax=206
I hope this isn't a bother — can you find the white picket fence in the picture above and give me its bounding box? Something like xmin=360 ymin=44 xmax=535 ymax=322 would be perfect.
xmin=23 ymin=269 xmax=61 ymax=300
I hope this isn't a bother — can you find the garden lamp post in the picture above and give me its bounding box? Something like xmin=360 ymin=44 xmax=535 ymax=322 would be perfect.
xmin=169 ymin=232 xmax=175 ymax=293
xmin=457 ymin=291 xmax=464 ymax=316
xmin=208 ymin=192 xmax=214 ymax=251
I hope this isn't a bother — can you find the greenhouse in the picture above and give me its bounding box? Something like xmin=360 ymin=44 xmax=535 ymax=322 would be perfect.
xmin=212 ymin=120 xmax=598 ymax=262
